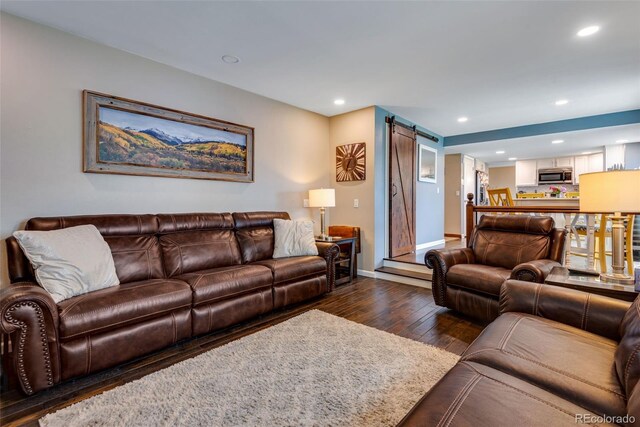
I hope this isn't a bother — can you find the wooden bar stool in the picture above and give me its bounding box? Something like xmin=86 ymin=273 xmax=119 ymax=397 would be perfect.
xmin=487 ymin=188 xmax=514 ymax=207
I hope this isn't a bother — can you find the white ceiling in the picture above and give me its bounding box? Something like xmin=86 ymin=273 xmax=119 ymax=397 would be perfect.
xmin=1 ymin=1 xmax=639 ymax=136
xmin=444 ymin=123 xmax=640 ymax=165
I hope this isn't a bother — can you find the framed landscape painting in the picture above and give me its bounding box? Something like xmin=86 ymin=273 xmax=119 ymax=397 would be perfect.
xmin=83 ymin=91 xmax=254 ymax=182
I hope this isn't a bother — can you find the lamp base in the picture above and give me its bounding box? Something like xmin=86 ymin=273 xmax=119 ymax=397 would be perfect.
xmin=599 ymin=272 xmax=635 ymax=286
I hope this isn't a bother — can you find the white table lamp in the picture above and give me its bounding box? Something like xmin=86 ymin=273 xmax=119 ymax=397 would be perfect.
xmin=580 ymin=170 xmax=640 ymax=285
xmin=309 ymin=188 xmax=336 ymax=239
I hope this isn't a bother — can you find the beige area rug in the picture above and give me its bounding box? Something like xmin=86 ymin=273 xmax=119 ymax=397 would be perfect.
xmin=40 ymin=310 xmax=458 ymax=427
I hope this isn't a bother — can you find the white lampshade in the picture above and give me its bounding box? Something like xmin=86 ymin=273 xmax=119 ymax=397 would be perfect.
xmin=580 ymin=170 xmax=640 ymax=213
xmin=308 ymin=188 xmax=335 ymax=208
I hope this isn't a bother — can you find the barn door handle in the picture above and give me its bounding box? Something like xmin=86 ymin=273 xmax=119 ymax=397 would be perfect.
xmin=392 ymin=183 xmax=398 ymax=197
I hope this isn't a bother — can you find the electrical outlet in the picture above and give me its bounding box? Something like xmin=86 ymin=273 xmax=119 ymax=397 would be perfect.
xmin=303 ymin=198 xmax=309 ymax=208
xmin=353 ymin=199 xmax=359 ymax=208
xmin=455 ymin=190 xmax=460 ymax=196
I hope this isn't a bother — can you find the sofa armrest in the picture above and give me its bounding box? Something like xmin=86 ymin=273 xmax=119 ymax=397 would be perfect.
xmin=0 ymin=282 xmax=60 ymax=394
xmin=315 ymin=242 xmax=340 ymax=292
xmin=510 ymin=259 xmax=561 ymax=283
xmin=499 ymin=279 xmax=631 ymax=341
xmin=425 ymin=248 xmax=475 ymax=306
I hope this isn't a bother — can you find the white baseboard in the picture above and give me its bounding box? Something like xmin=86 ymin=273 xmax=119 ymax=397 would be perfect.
xmin=357 ymin=269 xmax=432 ymax=289
xmin=415 ymin=239 xmax=446 ymax=251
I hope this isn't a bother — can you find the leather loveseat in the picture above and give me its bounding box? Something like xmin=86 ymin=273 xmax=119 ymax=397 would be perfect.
xmin=400 ymin=280 xmax=640 ymax=426
xmin=0 ymin=211 xmax=339 ymax=395
xmin=426 ymin=215 xmax=566 ymax=322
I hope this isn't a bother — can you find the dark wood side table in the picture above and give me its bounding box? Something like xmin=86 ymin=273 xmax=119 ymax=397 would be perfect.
xmin=544 ymin=266 xmax=638 ymax=302
xmin=316 ymin=236 xmax=356 ymax=286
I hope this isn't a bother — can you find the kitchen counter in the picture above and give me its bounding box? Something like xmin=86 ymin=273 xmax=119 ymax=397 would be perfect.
xmin=514 ymin=197 xmax=579 ymax=208
xmin=515 ymin=197 xmax=579 ymax=201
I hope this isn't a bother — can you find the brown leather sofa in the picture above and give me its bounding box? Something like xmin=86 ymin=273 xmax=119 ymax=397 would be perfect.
xmin=426 ymin=215 xmax=566 ymax=321
xmin=400 ymin=280 xmax=640 ymax=426
xmin=0 ymin=212 xmax=339 ymax=395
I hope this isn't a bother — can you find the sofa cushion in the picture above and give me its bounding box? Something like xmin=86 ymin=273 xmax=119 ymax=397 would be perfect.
xmin=233 ymin=212 xmax=291 ymax=263
xmin=18 ymin=214 xmax=164 ymax=286
xmin=615 ymin=296 xmax=640 ymax=397
xmin=105 ymin=235 xmax=164 ymax=283
xmin=252 ymin=256 xmax=326 ymax=284
xmin=472 ymin=230 xmax=551 ymax=270
xmin=471 ymin=215 xmax=554 ymax=270
xmin=159 ymin=230 xmax=242 ymax=277
xmin=272 ymin=219 xmax=318 ymax=258
xmin=461 ymin=312 xmax=626 ymax=417
xmin=58 ymin=279 xmax=192 ymax=339
xmin=447 ymin=264 xmax=511 ymax=297
xmin=13 ymin=225 xmax=120 ymax=303
xmin=176 ymin=265 xmax=273 ymax=306
xmin=399 ymin=361 xmax=615 ymax=427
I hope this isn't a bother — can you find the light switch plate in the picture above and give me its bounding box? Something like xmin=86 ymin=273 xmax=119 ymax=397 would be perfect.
xmin=303 ymin=198 xmax=309 ymax=207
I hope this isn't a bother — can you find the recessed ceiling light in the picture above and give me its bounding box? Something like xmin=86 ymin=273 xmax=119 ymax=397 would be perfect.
xmin=508 ymin=157 xmax=517 ymax=161
xmin=552 ymin=139 xmax=564 ymax=144
xmin=577 ymin=25 xmax=600 ymax=37
xmin=555 ymin=99 xmax=569 ymax=106
xmin=457 ymin=117 xmax=468 ymax=123
xmin=496 ymin=150 xmax=505 ymax=154
xmin=581 ymin=151 xmax=592 ymax=155
xmin=221 ymin=55 xmax=240 ymax=64
xmin=616 ymin=139 xmax=629 ymax=143
xmin=334 ymin=99 xmax=345 ymax=105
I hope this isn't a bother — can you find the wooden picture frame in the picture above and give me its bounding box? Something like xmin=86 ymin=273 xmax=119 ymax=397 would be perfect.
xmin=418 ymin=144 xmax=437 ymax=183
xmin=83 ymin=90 xmax=254 ymax=182
xmin=336 ymin=142 xmax=366 ymax=182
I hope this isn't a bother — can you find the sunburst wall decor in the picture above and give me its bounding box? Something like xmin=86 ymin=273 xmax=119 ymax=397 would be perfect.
xmin=336 ymin=143 xmax=366 ymax=182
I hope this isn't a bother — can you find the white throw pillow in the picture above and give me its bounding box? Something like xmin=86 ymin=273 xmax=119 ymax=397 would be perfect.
xmin=13 ymin=225 xmax=120 ymax=303
xmin=272 ymin=219 xmax=319 ymax=259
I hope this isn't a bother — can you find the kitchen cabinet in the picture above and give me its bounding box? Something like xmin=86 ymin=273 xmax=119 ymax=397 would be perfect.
xmin=475 ymin=159 xmax=487 ymax=173
xmin=574 ymin=156 xmax=589 ymax=184
xmin=537 ymin=157 xmax=574 ymax=169
xmin=574 ymin=153 xmax=604 ymax=184
xmin=556 ymin=157 xmax=574 ymax=168
xmin=516 ymin=160 xmax=537 ymax=186
xmin=536 ymin=158 xmax=555 ymax=169
xmin=588 ymin=153 xmax=604 ymax=172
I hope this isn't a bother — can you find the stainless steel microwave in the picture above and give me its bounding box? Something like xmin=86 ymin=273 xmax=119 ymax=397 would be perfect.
xmin=538 ymin=168 xmax=573 ymax=184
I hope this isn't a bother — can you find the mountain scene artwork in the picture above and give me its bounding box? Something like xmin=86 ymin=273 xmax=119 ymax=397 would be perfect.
xmin=98 ymin=106 xmax=247 ymax=174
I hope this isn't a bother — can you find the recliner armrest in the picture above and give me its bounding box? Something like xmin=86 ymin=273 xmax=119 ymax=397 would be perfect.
xmin=0 ymin=282 xmax=60 ymax=394
xmin=425 ymin=248 xmax=475 ymax=306
xmin=510 ymin=259 xmax=561 ymax=283
xmin=424 ymin=247 xmax=475 ymax=270
xmin=499 ymin=279 xmax=631 ymax=341
xmin=315 ymin=242 xmax=340 ymax=292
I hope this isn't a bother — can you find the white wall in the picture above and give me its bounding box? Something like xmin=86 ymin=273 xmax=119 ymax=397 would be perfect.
xmin=0 ymin=13 xmax=331 ymax=285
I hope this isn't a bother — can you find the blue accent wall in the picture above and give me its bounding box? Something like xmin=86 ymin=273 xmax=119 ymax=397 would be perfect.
xmin=444 ymin=110 xmax=640 ymax=146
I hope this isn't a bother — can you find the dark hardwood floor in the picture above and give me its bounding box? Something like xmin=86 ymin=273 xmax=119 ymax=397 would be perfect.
xmin=0 ymin=278 xmax=485 ymax=426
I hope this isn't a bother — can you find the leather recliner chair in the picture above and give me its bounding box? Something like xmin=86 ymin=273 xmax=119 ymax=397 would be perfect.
xmin=426 ymin=215 xmax=567 ymax=322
